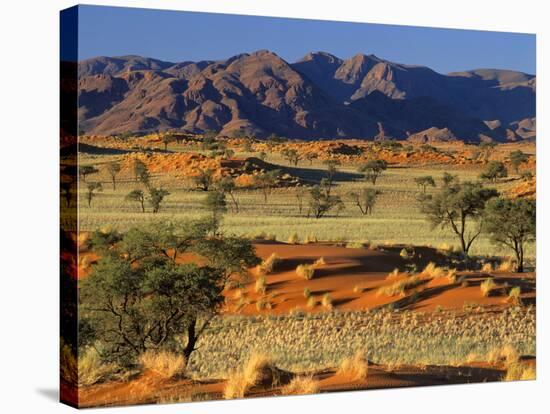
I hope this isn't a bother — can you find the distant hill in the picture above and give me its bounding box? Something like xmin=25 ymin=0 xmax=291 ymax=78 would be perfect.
xmin=77 ymin=50 xmax=536 ymax=142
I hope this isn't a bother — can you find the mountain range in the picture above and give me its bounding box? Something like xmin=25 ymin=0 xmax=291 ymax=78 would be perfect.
xmin=77 ymin=50 xmax=536 ymax=142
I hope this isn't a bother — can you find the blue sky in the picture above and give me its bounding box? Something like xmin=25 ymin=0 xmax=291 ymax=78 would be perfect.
xmin=75 ymin=5 xmax=536 ymax=75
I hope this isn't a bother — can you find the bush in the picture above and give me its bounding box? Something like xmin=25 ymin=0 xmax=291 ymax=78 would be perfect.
xmin=421 ymin=262 xmax=445 ymax=278
xmin=321 ymin=293 xmax=333 ymax=310
xmin=78 ymin=347 xmax=117 ymax=387
xmin=224 ymin=353 xmax=275 ymax=399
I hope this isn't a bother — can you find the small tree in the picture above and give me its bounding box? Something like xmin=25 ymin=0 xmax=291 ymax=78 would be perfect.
xmin=86 ymin=182 xmax=102 ymax=207
xmin=305 ymin=152 xmax=318 ymax=165
xmin=323 ymin=159 xmax=341 ymax=192
xmin=203 ymin=191 xmax=227 ymax=222
xmin=480 ymin=161 xmax=508 ymax=183
xmin=478 ymin=141 xmax=497 ymax=163
xmin=348 ymin=188 xmax=380 ymax=215
xmin=414 ymin=176 xmax=436 ymax=194
xmin=105 ymin=161 xmax=121 ymax=190
xmin=255 ymin=170 xmax=280 ymax=203
xmin=509 ymin=150 xmax=529 ymax=174
xmin=133 ymin=159 xmax=148 ymax=184
xmin=484 ymin=198 xmax=535 ymax=272
xmin=125 ymin=189 xmax=146 ymax=212
xmin=359 ymin=159 xmax=387 ymax=185
xmin=420 ymin=178 xmax=498 ymax=255
xmin=442 ymin=172 xmax=456 ymax=186
xmin=281 ymin=148 xmax=301 ymax=166
xmin=217 ymin=176 xmax=239 ymax=212
xmin=193 ymin=168 xmax=215 ymax=192
xmin=308 ymin=181 xmax=342 ymax=219
xmin=79 ymin=165 xmax=99 ymax=183
xmin=296 ymin=187 xmax=306 ymax=215
xmin=161 ymin=134 xmax=176 ymax=151
xmin=148 ymin=187 xmax=170 ymax=213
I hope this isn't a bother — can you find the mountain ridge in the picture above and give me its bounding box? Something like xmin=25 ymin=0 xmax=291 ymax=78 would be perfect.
xmin=77 ymin=51 xmax=536 ymax=142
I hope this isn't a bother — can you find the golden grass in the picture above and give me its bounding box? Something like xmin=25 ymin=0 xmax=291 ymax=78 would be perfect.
xmin=306 ymin=296 xmax=317 ymax=309
xmin=446 ymin=268 xmax=457 ymax=283
xmin=282 ymin=376 xmax=320 ymax=395
xmin=313 ymin=257 xmax=326 ymax=266
xmin=480 ymin=278 xmax=497 ymax=297
xmin=296 ymin=264 xmax=315 ymax=280
xmin=139 ymin=350 xmax=186 ymax=379
xmin=399 ymin=248 xmax=410 ymax=259
xmin=346 ymin=242 xmax=365 ymax=249
xmin=386 ymin=268 xmax=400 ymax=280
xmin=78 ymin=347 xmax=118 ymax=387
xmin=304 ymin=234 xmax=318 ymax=244
xmin=338 ymin=351 xmax=369 ymax=381
xmin=504 ymin=363 xmax=536 ymax=381
xmin=303 ymin=288 xmax=311 ymax=298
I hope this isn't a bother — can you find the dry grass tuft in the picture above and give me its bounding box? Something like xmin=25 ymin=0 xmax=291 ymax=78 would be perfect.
xmin=139 ymin=350 xmax=186 ymax=379
xmin=386 ymin=268 xmax=400 ymax=280
xmin=287 ymin=233 xmax=299 ymax=244
xmin=282 ymin=376 xmax=320 ymax=395
xmin=296 ymin=264 xmax=315 ymax=280
xmin=497 ymin=259 xmax=515 ymax=272
xmin=378 ymin=275 xmax=422 ymax=297
xmin=321 ymin=293 xmax=333 ymax=310
xmin=224 ymin=353 xmax=275 ymax=399
xmin=504 ymin=362 xmax=536 ymax=381
xmin=421 ymin=262 xmax=445 ymax=278
xmin=78 ymin=347 xmax=118 ymax=386
xmin=255 ymin=275 xmax=267 ymax=294
xmin=313 ymin=257 xmax=326 ymax=267
xmin=304 ymin=234 xmax=318 ymax=244
xmin=306 ymin=296 xmax=317 ymax=309
xmin=506 ymin=286 xmax=522 ymax=305
xmin=480 ymin=278 xmax=497 ymax=297
xmin=338 ymin=351 xmax=369 ymax=381
xmin=446 ymin=268 xmax=457 ymax=283
xmin=481 ymin=262 xmax=494 ymax=273
xmin=258 ymin=253 xmax=281 ymax=274
xmin=303 ymin=287 xmax=311 ymax=299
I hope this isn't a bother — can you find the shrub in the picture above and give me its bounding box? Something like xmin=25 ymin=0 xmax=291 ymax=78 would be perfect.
xmin=338 ymin=351 xmax=369 ymax=380
xmin=282 ymin=376 xmax=319 ymax=395
xmin=306 ymin=296 xmax=316 ymax=309
xmin=480 ymin=278 xmax=496 ymax=297
xmin=446 ymin=268 xmax=457 ymax=283
xmin=498 ymin=259 xmax=514 ymax=272
xmin=296 ymin=264 xmax=315 ymax=280
xmin=313 ymin=257 xmax=326 ymax=267
xmin=139 ymin=350 xmax=186 ymax=379
xmin=303 ymin=288 xmax=311 ymax=298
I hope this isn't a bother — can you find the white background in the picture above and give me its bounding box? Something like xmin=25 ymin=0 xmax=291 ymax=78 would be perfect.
xmin=0 ymin=0 xmax=547 ymax=412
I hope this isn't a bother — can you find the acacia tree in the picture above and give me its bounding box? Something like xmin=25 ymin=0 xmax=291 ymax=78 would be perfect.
xmin=193 ymin=168 xmax=215 ymax=191
xmin=414 ymin=176 xmax=436 ymax=194
xmin=348 ymin=188 xmax=380 ymax=215
xmin=308 ymin=179 xmax=342 ymax=219
xmin=295 ymin=187 xmax=306 ymax=215
xmin=478 ymin=141 xmax=497 ymax=163
xmin=509 ymin=150 xmax=529 ymax=174
xmin=203 ymin=191 xmax=227 ymax=223
xmin=147 ymin=187 xmax=170 ymax=213
xmin=480 ymin=161 xmax=508 ymax=183
xmin=133 ymin=159 xmax=148 ymax=184
xmin=217 ymin=176 xmax=239 ymax=212
xmin=281 ymin=148 xmax=301 ymax=166
xmin=106 ymin=161 xmax=121 ymax=190
xmin=359 ymin=159 xmax=387 ymax=185
xmin=79 ymin=165 xmax=99 ymax=183
xmin=420 ymin=177 xmax=498 ymax=255
xmin=161 ymin=134 xmax=176 ymax=151
xmin=80 ymin=220 xmax=259 ymax=364
xmin=323 ymin=159 xmax=341 ymax=193
xmin=484 ymin=198 xmax=535 ymax=272
xmin=125 ymin=189 xmax=146 ymax=212
xmin=305 ymin=152 xmax=318 ymax=165
xmin=86 ymin=182 xmax=102 ymax=207
xmin=255 ymin=169 xmax=280 ymax=203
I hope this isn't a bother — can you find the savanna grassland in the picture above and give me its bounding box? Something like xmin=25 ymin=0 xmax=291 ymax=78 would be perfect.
xmin=62 ymin=133 xmax=536 ymax=407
